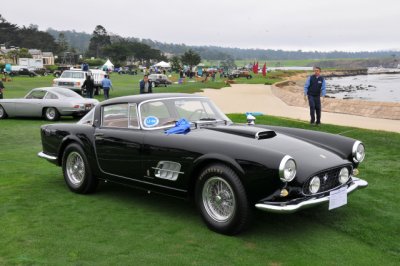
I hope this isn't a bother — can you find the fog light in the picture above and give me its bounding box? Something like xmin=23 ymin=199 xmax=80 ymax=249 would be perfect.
xmin=309 ymin=176 xmax=320 ymax=194
xmin=280 ymin=189 xmax=289 ymax=197
xmin=352 ymin=168 xmax=359 ymax=176
xmin=339 ymin=167 xmax=350 ymax=184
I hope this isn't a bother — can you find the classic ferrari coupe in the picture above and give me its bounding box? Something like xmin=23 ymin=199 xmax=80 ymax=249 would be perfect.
xmin=38 ymin=93 xmax=367 ymax=235
xmin=0 ymin=87 xmax=98 ymax=121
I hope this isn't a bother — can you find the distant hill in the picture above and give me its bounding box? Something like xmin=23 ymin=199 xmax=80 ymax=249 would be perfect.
xmin=46 ymin=28 xmax=400 ymax=60
xmin=46 ymin=28 xmax=91 ymax=53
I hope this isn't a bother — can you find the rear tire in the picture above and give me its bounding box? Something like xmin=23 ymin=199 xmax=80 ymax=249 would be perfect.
xmin=62 ymin=143 xmax=98 ymax=194
xmin=195 ymin=163 xmax=251 ymax=235
xmin=0 ymin=105 xmax=8 ymax=119
xmin=44 ymin=107 xmax=60 ymax=121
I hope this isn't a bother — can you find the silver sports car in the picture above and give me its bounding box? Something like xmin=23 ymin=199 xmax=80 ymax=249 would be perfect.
xmin=0 ymin=87 xmax=99 ymax=121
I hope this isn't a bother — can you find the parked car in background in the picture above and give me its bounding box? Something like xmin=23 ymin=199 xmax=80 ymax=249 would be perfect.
xmin=9 ymin=68 xmax=39 ymax=77
xmin=229 ymin=70 xmax=252 ymax=79
xmin=34 ymin=68 xmax=52 ymax=76
xmin=0 ymin=87 xmax=98 ymax=121
xmin=38 ymin=93 xmax=368 ymax=235
xmin=53 ymin=69 xmax=106 ymax=94
xmin=148 ymin=74 xmax=172 ymax=87
xmin=53 ymin=66 xmax=72 ymax=77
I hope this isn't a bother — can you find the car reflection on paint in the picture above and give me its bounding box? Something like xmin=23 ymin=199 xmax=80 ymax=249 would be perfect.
xmin=38 ymin=93 xmax=367 ymax=235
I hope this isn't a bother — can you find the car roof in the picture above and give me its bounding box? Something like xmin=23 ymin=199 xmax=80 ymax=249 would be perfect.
xmin=100 ymin=93 xmax=206 ymax=106
xmin=31 ymin=87 xmax=80 ymax=96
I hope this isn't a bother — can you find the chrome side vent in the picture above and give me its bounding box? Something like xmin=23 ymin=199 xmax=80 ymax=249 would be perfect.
xmin=255 ymin=130 xmax=276 ymax=140
xmin=152 ymin=161 xmax=183 ymax=181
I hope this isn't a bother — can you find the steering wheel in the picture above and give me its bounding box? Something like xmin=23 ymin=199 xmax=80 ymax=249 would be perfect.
xmin=188 ymin=109 xmax=205 ymax=121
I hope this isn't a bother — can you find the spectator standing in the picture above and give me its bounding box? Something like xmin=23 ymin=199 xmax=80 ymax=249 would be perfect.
xmin=81 ymin=74 xmax=95 ymax=98
xmin=101 ymin=75 xmax=112 ymax=100
xmin=139 ymin=74 xmax=153 ymax=94
xmin=0 ymin=80 xmax=5 ymax=99
xmin=304 ymin=67 xmax=326 ymax=125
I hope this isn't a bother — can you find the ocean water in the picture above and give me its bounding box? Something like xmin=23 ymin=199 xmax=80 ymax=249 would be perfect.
xmin=326 ymin=74 xmax=400 ymax=102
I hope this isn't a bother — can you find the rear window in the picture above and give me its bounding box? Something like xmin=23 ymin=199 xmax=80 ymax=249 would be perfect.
xmin=60 ymin=71 xmax=85 ymax=79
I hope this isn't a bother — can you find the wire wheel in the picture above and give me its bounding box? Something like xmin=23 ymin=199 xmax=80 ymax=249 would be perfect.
xmin=45 ymin=107 xmax=59 ymax=121
xmin=202 ymin=176 xmax=236 ymax=223
xmin=66 ymin=151 xmax=85 ymax=187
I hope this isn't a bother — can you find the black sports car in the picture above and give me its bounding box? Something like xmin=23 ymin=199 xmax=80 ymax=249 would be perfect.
xmin=38 ymin=93 xmax=368 ymax=235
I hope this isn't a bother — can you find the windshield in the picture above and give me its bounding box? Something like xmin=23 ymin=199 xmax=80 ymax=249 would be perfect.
xmin=60 ymin=71 xmax=85 ymax=79
xmin=139 ymin=97 xmax=231 ymax=129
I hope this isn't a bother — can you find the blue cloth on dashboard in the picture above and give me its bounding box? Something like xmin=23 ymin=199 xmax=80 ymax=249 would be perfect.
xmin=165 ymin=118 xmax=191 ymax=135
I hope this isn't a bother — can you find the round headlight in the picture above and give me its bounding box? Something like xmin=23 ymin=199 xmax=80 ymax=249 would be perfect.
xmin=279 ymin=155 xmax=297 ymax=182
xmin=339 ymin=167 xmax=350 ymax=184
xmin=352 ymin=141 xmax=365 ymax=163
xmin=309 ymin=176 xmax=320 ymax=194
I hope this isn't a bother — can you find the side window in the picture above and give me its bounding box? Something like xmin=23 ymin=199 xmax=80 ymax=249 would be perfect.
xmin=102 ymin=104 xmax=129 ymax=128
xmin=140 ymin=101 xmax=172 ymax=128
xmin=26 ymin=90 xmax=47 ymax=99
xmin=44 ymin=92 xmax=59 ymax=100
xmin=129 ymin=104 xmax=139 ymax=128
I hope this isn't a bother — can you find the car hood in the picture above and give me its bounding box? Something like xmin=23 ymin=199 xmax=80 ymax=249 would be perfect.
xmin=187 ymin=124 xmax=350 ymax=180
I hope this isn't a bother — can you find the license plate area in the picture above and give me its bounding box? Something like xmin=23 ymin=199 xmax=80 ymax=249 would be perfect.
xmin=329 ymin=187 xmax=347 ymax=210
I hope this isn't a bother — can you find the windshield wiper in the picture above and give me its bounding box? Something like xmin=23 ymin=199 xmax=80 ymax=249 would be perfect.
xmin=199 ymin=118 xmax=217 ymax=121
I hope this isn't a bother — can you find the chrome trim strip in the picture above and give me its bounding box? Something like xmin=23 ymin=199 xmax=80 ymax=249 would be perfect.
xmin=37 ymin=151 xmax=58 ymax=161
xmin=255 ymin=178 xmax=368 ymax=213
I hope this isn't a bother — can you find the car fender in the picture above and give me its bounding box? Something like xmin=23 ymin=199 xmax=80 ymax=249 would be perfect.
xmin=57 ymin=135 xmax=87 ymax=166
xmin=192 ymin=153 xmax=245 ymax=176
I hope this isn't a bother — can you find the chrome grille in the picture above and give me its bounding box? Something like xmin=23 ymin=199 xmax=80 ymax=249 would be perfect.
xmin=303 ymin=167 xmax=351 ymax=195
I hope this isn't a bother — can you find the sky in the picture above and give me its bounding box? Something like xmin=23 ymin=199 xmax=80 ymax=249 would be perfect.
xmin=2 ymin=0 xmax=399 ymax=52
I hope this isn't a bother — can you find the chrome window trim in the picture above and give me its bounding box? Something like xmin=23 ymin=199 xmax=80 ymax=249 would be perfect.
xmin=137 ymin=96 xmax=221 ymax=131
xmin=100 ymin=103 xmax=140 ymax=130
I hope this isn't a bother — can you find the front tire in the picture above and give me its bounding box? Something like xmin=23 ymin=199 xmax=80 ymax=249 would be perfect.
xmin=44 ymin=107 xmax=60 ymax=121
xmin=62 ymin=143 xmax=98 ymax=194
xmin=195 ymin=163 xmax=250 ymax=235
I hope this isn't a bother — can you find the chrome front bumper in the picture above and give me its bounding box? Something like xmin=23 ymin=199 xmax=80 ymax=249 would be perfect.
xmin=255 ymin=178 xmax=368 ymax=213
xmin=38 ymin=151 xmax=58 ymax=162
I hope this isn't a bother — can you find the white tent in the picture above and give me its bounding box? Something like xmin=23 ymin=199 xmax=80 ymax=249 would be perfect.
xmin=154 ymin=61 xmax=171 ymax=68
xmin=103 ymin=59 xmax=114 ymax=70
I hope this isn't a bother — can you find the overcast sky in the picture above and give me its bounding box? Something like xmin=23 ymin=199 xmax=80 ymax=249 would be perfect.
xmin=2 ymin=0 xmax=399 ymax=52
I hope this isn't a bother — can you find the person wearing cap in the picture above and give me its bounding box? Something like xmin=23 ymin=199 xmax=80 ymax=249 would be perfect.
xmin=304 ymin=67 xmax=326 ymax=125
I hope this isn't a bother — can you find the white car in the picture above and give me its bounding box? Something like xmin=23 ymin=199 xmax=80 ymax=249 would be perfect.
xmin=53 ymin=69 xmax=106 ymax=93
xmin=0 ymin=87 xmax=99 ymax=121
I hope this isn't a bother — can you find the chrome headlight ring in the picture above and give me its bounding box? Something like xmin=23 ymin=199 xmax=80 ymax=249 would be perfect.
xmin=352 ymin=141 xmax=365 ymax=163
xmin=279 ymin=155 xmax=297 ymax=182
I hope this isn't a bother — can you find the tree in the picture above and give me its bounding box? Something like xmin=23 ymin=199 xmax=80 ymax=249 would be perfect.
xmin=87 ymin=25 xmax=111 ymax=58
xmin=170 ymin=55 xmax=181 ymax=72
xmin=220 ymin=55 xmax=236 ymax=71
xmin=57 ymin=33 xmax=69 ymax=54
xmin=0 ymin=14 xmax=20 ymax=46
xmin=181 ymin=49 xmax=201 ymax=68
xmin=7 ymin=48 xmax=32 ymax=64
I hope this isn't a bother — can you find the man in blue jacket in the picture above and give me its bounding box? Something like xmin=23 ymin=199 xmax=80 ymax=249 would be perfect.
xmin=139 ymin=74 xmax=152 ymax=94
xmin=101 ymin=75 xmax=112 ymax=100
xmin=304 ymin=67 xmax=326 ymax=125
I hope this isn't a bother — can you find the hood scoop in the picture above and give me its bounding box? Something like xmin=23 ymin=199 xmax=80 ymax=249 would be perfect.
xmin=205 ymin=125 xmax=276 ymax=140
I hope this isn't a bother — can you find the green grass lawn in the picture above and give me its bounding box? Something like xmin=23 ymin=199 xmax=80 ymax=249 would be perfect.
xmin=0 ymin=110 xmax=399 ymax=265
xmin=1 ymin=73 xmax=399 ymax=265
xmin=2 ymin=71 xmax=290 ymax=100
